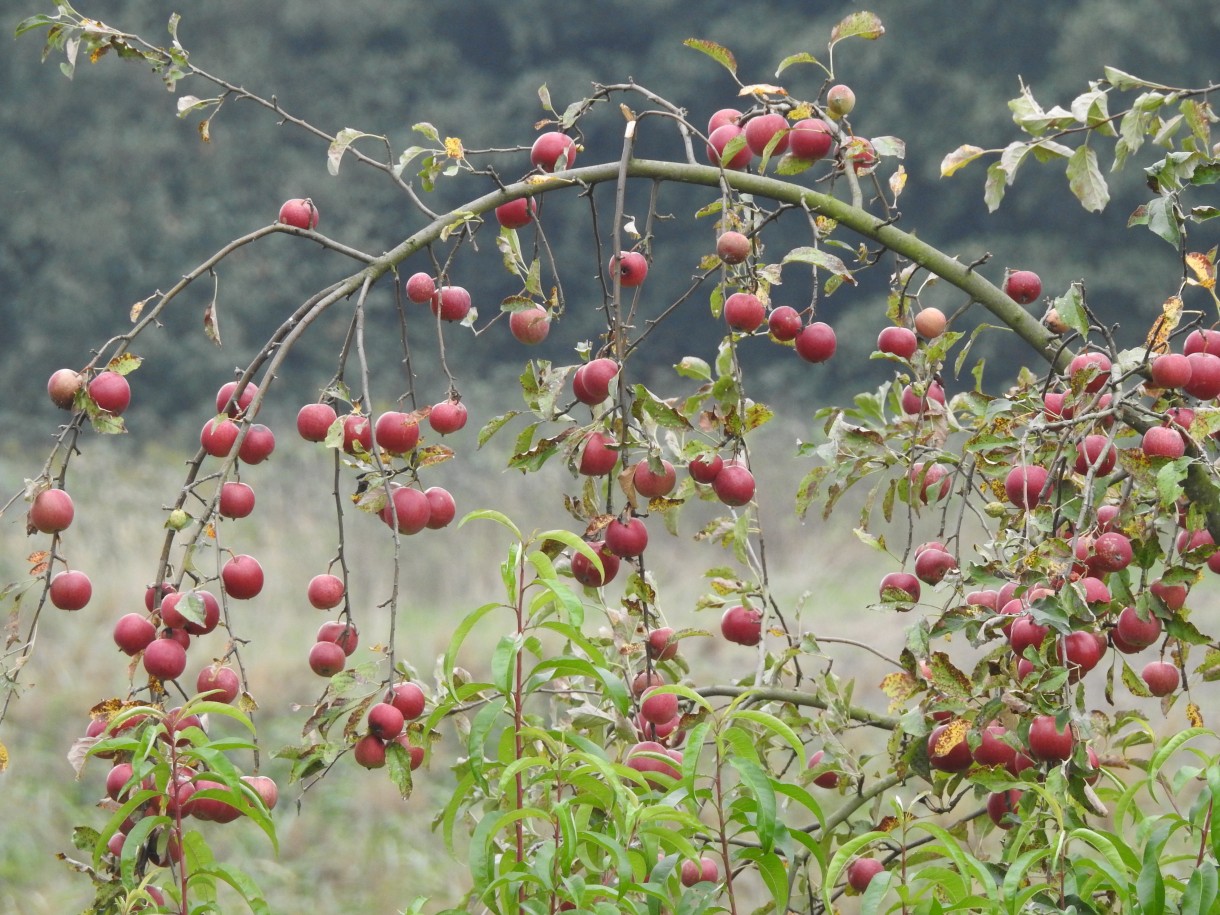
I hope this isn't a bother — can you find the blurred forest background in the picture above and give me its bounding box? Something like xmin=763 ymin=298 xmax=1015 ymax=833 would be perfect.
xmin=2 ymin=1 xmax=1218 ymax=912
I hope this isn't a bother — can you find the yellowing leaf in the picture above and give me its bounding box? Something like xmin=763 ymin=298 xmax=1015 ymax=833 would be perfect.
xmin=1186 ymin=251 xmax=1216 ymax=289
xmin=738 ymin=83 xmax=787 ymax=97
xmin=1145 ymin=295 xmax=1183 ymax=354
xmin=106 ymin=352 xmax=143 ymax=376
xmin=444 ymin=136 xmax=465 ymax=159
xmin=940 ymin=144 xmax=986 ymax=178
xmin=933 ymin=717 xmax=968 ymax=759
xmin=830 ymin=11 xmax=885 ymax=46
xmin=889 ymin=164 xmax=907 ymax=199
xmin=1188 ymin=702 xmax=1203 ymax=727
xmin=0 ymin=739 xmax=8 ymax=773
xmin=682 ymin=39 xmax=737 ymax=76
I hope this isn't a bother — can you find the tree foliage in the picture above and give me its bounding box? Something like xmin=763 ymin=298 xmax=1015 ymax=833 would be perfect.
xmin=4 ymin=4 xmax=1220 ymax=914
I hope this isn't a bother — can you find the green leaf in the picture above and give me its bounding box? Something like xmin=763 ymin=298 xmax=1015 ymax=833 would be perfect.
xmin=774 ymin=52 xmax=827 ymax=78
xmin=458 ymin=509 xmax=522 ymax=540
xmin=192 ymin=863 xmax=271 ymax=915
xmin=782 ymin=246 xmax=856 ymax=283
xmin=736 ymin=848 xmax=790 ymax=912
xmin=984 ymin=160 xmax=1009 ymax=211
xmin=384 ymin=740 xmax=415 ymax=799
xmin=675 ymin=356 xmax=712 ymax=382
xmin=727 ymin=708 xmax=805 ymax=763
xmin=1145 ymin=195 xmax=1182 ymax=247
xmin=1051 ymin=283 xmax=1089 ymax=337
xmin=1182 ymin=859 xmax=1219 ymax=915
xmin=1136 ymin=828 xmax=1167 ymax=913
xmin=1067 ymin=145 xmax=1110 ymax=212
xmin=682 ymin=39 xmax=737 ymax=75
xmin=728 ymin=755 xmax=776 ymax=852
xmin=829 ymin=11 xmax=885 ymax=46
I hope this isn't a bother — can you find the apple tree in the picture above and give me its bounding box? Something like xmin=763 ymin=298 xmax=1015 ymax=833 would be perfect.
xmin=5 ymin=5 xmax=1220 ymax=914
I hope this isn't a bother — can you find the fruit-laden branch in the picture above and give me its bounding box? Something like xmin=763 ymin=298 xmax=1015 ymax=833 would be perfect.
xmin=358 ymin=159 xmax=1066 ymax=372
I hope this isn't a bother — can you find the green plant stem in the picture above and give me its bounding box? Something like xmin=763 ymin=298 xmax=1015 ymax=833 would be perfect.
xmin=698 ymin=685 xmax=898 ymax=731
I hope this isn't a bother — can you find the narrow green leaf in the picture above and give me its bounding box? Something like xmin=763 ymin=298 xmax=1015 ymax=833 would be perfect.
xmin=774 ymin=52 xmax=827 ymax=78
xmin=782 ymin=246 xmax=856 ymax=282
xmin=728 ymin=756 xmax=776 ymax=852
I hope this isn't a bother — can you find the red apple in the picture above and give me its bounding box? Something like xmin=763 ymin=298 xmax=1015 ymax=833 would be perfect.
xmin=794 ymin=321 xmax=837 ymax=362
xmin=927 ymin=723 xmax=972 ymax=772
xmin=160 ymin=590 xmax=220 ymax=635
xmin=706 ymin=124 xmax=752 ymax=169
xmin=374 ymin=411 xmax=421 ymax=454
xmin=353 ymin=734 xmax=386 ymax=769
xmin=196 ymin=666 xmax=240 ymax=704
xmin=429 ymin=400 xmax=468 ymax=435
xmin=215 ymin=381 xmax=258 ymax=418
xmin=309 ymin=640 xmax=347 ymax=677
xmin=609 ymin=251 xmax=649 ymax=288
xmin=367 ymin=703 xmax=405 ymax=740
xmin=767 ymin=305 xmax=804 ymax=341
xmin=680 ymin=856 xmax=720 ymax=887
xmin=221 ymin=554 xmax=264 ymax=600
xmin=578 ymin=431 xmax=619 ymax=476
xmin=1115 ymin=606 xmax=1162 ymax=650
xmin=1141 ymin=660 xmax=1180 ymax=696
xmin=47 ymin=368 xmax=82 ymax=410
xmin=113 ymin=613 xmax=156 ymax=655
xmin=571 ymin=541 xmax=620 ymax=587
xmin=689 ymin=453 xmax=724 ymax=484
xmin=907 ymin=462 xmax=951 ymax=503
xmin=605 ymin=517 xmax=648 ymax=558
xmin=1068 ymin=352 xmax=1112 ymax=393
xmin=1150 ymin=353 xmax=1192 ymax=389
xmin=278 ymin=197 xmax=318 ymax=229
xmin=744 ymin=112 xmax=789 ymax=156
xmin=241 ymin=774 xmax=278 ymax=811
xmin=720 ymin=605 xmax=762 ymax=646
xmin=972 ymin=724 xmax=1016 ymax=769
xmin=572 ymin=358 xmax=619 ymax=404
xmin=200 ymin=418 xmax=239 ymax=457
xmin=724 ymin=292 xmax=765 ymax=332
xmin=143 ymin=638 xmax=188 ymax=681
xmin=389 ymin=681 xmax=426 ymax=720
xmin=1073 ymin=434 xmax=1116 ymax=475
xmin=1150 ymin=578 xmax=1188 ymax=612
xmin=430 ymin=285 xmax=471 ymax=322
xmin=806 ymin=749 xmax=840 ymax=788
xmin=297 ymin=403 xmax=337 ymax=442
xmin=508 ymin=305 xmax=551 ymax=344
xmin=1184 ymin=352 xmax=1220 ymax=399
xmin=646 ymin=627 xmax=678 ymax=661
xmin=987 ymin=789 xmax=1023 ymax=829
xmin=218 ymin=481 xmax=255 ymax=519
xmin=89 ymin=371 xmax=131 ymax=415
xmin=877 ymin=326 xmax=918 ymax=358
xmin=879 ymin=572 xmax=920 ymax=603
xmin=1005 ymin=465 xmax=1049 ymax=509
xmin=380 ymin=485 xmax=432 ymax=534
xmin=787 ymin=118 xmax=834 ymax=161
xmin=706 ymin=108 xmax=741 ymax=134
xmin=1003 ymin=270 xmax=1042 ymax=305
xmin=1027 ymin=715 xmax=1074 ymax=762
xmin=1090 ymin=531 xmax=1132 ymax=573
xmin=424 ymin=487 xmax=457 ymax=529
xmin=317 ymin=620 xmax=359 ymax=655
xmin=1009 ymin=615 xmax=1049 ymax=655
xmin=846 ymin=857 xmax=885 ymax=893
xmin=307 ymin=574 xmax=344 ymax=610
xmin=49 ymin=569 xmax=92 ymax=611
xmin=29 ymin=488 xmax=74 ymax=533
xmin=712 ymin=464 xmax=756 ymax=507
xmin=716 ymin=231 xmax=750 ymax=265
xmin=900 ymin=381 xmax=946 ymax=416
xmin=640 ymin=688 xmax=679 ymax=726
xmin=1143 ymin=425 xmax=1186 ymax=460
xmin=530 ymin=132 xmax=577 ymax=172
xmin=494 ymin=197 xmax=536 ymax=229
xmin=846 ymin=137 xmax=878 ymax=173
xmin=632 ymin=459 xmax=676 ymax=498
xmin=1058 ymin=630 xmax=1105 ymax=679
xmin=625 ymin=740 xmax=681 ymax=785
xmin=1184 ymin=329 xmax=1220 ymax=356
xmin=237 ymin=423 xmax=275 ymax=465
xmin=914 ymin=548 xmax=957 ymax=585
xmin=404 ymin=272 xmax=435 ymax=304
